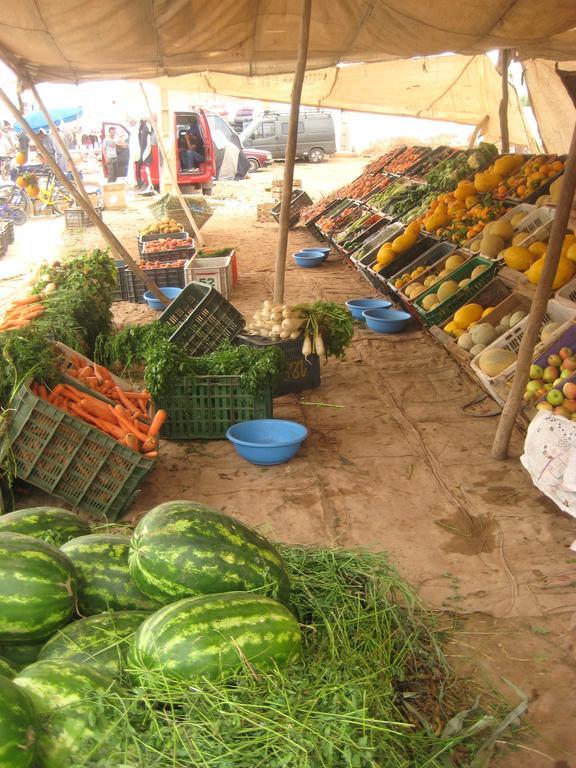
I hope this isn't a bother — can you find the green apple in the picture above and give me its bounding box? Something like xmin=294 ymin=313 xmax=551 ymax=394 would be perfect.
xmin=548 ymin=353 xmax=562 ymax=367
xmin=560 ymin=369 xmax=572 ymax=379
xmin=543 ymin=366 xmax=559 ymax=383
xmin=530 ymin=364 xmax=544 ymax=379
xmin=546 ymin=389 xmax=565 ymax=407
xmin=526 ymin=380 xmax=543 ymax=392
xmin=536 ymin=402 xmax=554 ymax=412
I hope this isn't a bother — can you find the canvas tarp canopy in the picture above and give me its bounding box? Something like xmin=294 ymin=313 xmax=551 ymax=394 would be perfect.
xmin=1 ymin=1 xmax=576 ymax=84
xmin=154 ymin=54 xmax=536 ymax=148
xmin=523 ymin=59 xmax=576 ymax=154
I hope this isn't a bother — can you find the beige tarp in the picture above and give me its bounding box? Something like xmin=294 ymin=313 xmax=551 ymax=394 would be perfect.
xmin=1 ymin=1 xmax=576 ymax=83
xmin=154 ymin=54 xmax=536 ymax=147
xmin=524 ymin=59 xmax=576 ymax=153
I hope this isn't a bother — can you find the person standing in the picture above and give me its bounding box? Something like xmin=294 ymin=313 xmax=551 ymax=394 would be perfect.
xmin=102 ymin=126 xmax=126 ymax=182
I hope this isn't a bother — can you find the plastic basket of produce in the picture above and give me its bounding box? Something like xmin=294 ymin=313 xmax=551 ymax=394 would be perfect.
xmin=350 ymin=222 xmax=404 ymax=263
xmin=5 ymin=382 xmax=155 ymax=520
xmin=377 ymin=146 xmax=433 ymax=176
xmin=388 ymin=240 xmax=457 ymax=295
xmin=338 ymin=214 xmax=389 ymax=254
xmin=184 ymin=254 xmax=233 ymax=298
xmin=304 ymin=198 xmax=345 ymax=239
xmin=412 ymin=257 xmax=498 ymax=326
xmin=195 ymin=248 xmax=238 ymax=286
xmin=235 ymin=334 xmax=320 ymax=396
xmin=154 ymin=376 xmax=272 ymax=439
xmin=64 ymin=206 xmax=103 ymax=230
xmin=318 ymin=200 xmax=361 ymax=239
xmin=408 ymin=147 xmax=458 ymax=181
xmin=369 ymin=234 xmax=440 ymax=288
xmin=496 ymin=155 xmax=566 ymax=205
xmin=138 ymin=230 xmax=188 ymax=249
xmin=462 ymin=204 xmax=537 ymax=254
xmin=139 ymin=235 xmax=195 ymax=262
xmin=158 ymin=282 xmax=245 ymax=356
xmin=469 ymin=299 xmax=576 ymax=405
xmin=270 ymin=189 xmax=313 ymax=228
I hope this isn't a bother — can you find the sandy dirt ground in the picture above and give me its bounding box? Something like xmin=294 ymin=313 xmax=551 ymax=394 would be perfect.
xmin=3 ymin=158 xmax=576 ymax=767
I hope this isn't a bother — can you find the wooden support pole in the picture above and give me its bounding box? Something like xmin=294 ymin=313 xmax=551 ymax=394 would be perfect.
xmin=273 ymin=0 xmax=312 ymax=304
xmin=499 ymin=49 xmax=511 ymax=153
xmin=139 ymin=83 xmax=204 ymax=247
xmin=492 ymin=121 xmax=576 ymax=459
xmin=0 ymin=84 xmax=169 ymax=305
xmin=27 ymin=80 xmax=91 ymax=205
xmin=468 ymin=115 xmax=489 ymax=148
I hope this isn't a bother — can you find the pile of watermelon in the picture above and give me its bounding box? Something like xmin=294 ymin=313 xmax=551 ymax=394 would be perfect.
xmin=0 ymin=501 xmax=300 ymax=768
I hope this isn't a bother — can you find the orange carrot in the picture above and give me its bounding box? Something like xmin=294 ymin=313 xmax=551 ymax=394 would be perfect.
xmin=38 ymin=383 xmax=48 ymax=399
xmin=113 ymin=407 xmax=150 ymax=442
xmin=79 ymin=398 xmax=117 ymax=424
xmin=125 ymin=433 xmax=140 ymax=453
xmin=122 ymin=391 xmax=151 ymax=401
xmin=11 ymin=295 xmax=43 ymax=307
xmin=93 ymin=363 xmax=109 ymax=384
xmin=114 ymin=387 xmax=137 ymax=413
xmin=78 ymin=366 xmax=93 ymax=377
xmin=142 ymin=436 xmax=158 ymax=453
xmin=148 ymin=409 xmax=167 ymax=438
xmin=61 ymin=385 xmax=83 ymax=403
xmin=143 ymin=451 xmax=158 ymax=459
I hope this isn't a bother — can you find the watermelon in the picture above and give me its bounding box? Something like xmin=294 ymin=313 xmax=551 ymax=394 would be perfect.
xmin=0 ymin=675 xmax=37 ymax=768
xmin=0 ymin=642 xmax=44 ymax=672
xmin=14 ymin=660 xmax=119 ymax=768
xmin=0 ymin=533 xmax=77 ymax=642
xmin=60 ymin=534 xmax=161 ymax=615
xmin=39 ymin=610 xmax=150 ymax=675
xmin=129 ymin=501 xmax=290 ymax=604
xmin=129 ymin=592 xmax=301 ymax=682
xmin=0 ymin=507 xmax=90 ymax=546
xmin=0 ymin=656 xmax=17 ymax=679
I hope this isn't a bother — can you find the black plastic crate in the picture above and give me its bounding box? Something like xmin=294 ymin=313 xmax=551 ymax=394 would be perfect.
xmin=159 ymin=282 xmax=245 ymax=356
xmin=270 ymin=189 xmax=313 ymax=228
xmin=235 ymin=334 xmax=320 ymax=396
xmin=119 ymin=265 xmax=186 ymax=304
xmin=64 ymin=206 xmax=103 ymax=230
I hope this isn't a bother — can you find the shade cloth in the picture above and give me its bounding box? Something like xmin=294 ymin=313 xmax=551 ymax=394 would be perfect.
xmin=1 ymin=1 xmax=576 ymax=83
xmin=13 ymin=106 xmax=83 ymax=133
xmin=523 ymin=59 xmax=576 ymax=153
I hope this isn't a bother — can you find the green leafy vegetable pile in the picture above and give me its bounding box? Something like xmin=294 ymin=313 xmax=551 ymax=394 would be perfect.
xmin=293 ymin=301 xmax=354 ymax=360
xmin=425 ymin=143 xmax=498 ymax=191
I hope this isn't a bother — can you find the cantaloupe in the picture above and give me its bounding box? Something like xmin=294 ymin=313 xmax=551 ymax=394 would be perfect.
xmin=541 ymin=321 xmax=562 ymax=342
xmin=421 ymin=294 xmax=439 ymax=311
xmin=444 ymin=253 xmax=466 ymax=271
xmin=457 ymin=332 xmax=474 ymax=350
xmin=480 ymin=235 xmax=505 ymax=258
xmin=470 ymin=323 xmax=497 ymax=346
xmin=490 ymin=220 xmax=514 ymax=241
xmin=471 ymin=265 xmax=488 ymax=280
xmin=478 ymin=348 xmax=517 ymax=376
xmin=437 ymin=280 xmax=458 ymax=303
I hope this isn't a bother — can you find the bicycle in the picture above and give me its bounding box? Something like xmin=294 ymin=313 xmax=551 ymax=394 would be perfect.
xmin=0 ymin=199 xmax=26 ymax=225
xmin=0 ymin=183 xmax=29 ymax=212
xmin=33 ymin=169 xmax=74 ymax=216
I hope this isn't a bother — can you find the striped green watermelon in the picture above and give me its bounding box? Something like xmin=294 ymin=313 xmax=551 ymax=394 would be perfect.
xmin=0 ymin=642 xmax=44 ymax=672
xmin=0 ymin=533 xmax=77 ymax=642
xmin=0 ymin=656 xmax=17 ymax=679
xmin=39 ymin=610 xmax=150 ymax=675
xmin=13 ymin=660 xmax=119 ymax=768
xmin=60 ymin=534 xmax=161 ymax=615
xmin=0 ymin=507 xmax=90 ymax=547
xmin=129 ymin=501 xmax=290 ymax=604
xmin=0 ymin=674 xmax=37 ymax=768
xmin=129 ymin=592 xmax=301 ymax=682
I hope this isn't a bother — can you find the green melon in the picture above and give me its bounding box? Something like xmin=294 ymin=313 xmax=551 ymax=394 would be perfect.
xmin=0 ymin=642 xmax=44 ymax=672
xmin=0 ymin=656 xmax=17 ymax=679
xmin=13 ymin=660 xmax=119 ymax=768
xmin=39 ymin=610 xmax=150 ymax=675
xmin=0 ymin=507 xmax=90 ymax=547
xmin=60 ymin=534 xmax=161 ymax=615
xmin=129 ymin=592 xmax=301 ymax=682
xmin=0 ymin=674 xmax=37 ymax=768
xmin=129 ymin=501 xmax=290 ymax=604
xmin=0 ymin=533 xmax=77 ymax=642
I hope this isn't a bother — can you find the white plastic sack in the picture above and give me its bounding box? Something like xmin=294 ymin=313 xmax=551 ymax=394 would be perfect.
xmin=521 ymin=411 xmax=576 ymax=549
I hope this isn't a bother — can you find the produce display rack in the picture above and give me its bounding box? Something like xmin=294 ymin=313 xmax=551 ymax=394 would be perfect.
xmin=155 ymin=376 xmax=272 ymax=440
xmin=303 ymin=198 xmax=345 ymax=241
xmin=159 ymin=282 xmax=246 ymax=356
xmin=408 ymin=146 xmax=458 ymax=182
xmin=387 ymin=240 xmax=457 ymax=297
xmin=235 ymin=333 xmax=320 ymax=396
xmin=5 ymin=382 xmax=155 ymax=520
xmin=270 ymin=189 xmax=313 ymax=228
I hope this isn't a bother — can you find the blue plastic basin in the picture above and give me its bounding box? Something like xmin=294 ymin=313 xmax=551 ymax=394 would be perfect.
xmin=293 ymin=251 xmax=324 ymax=268
xmin=362 ymin=308 xmax=411 ymax=334
xmin=300 ymin=246 xmax=330 ymax=261
xmin=143 ymin=286 xmax=183 ymax=311
xmin=226 ymin=419 xmax=308 ymax=465
xmin=345 ymin=298 xmax=392 ymax=320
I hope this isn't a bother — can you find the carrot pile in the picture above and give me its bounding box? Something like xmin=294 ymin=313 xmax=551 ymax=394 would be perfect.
xmin=63 ymin=355 xmax=150 ymax=421
xmin=0 ymin=295 xmax=46 ymax=332
xmin=30 ymin=380 xmax=166 ymax=459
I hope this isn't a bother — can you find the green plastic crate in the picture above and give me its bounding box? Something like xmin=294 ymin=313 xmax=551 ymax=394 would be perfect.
xmin=4 ymin=383 xmax=155 ymax=520
xmin=412 ymin=256 xmax=499 ymax=327
xmin=156 ymin=376 xmax=272 ymax=439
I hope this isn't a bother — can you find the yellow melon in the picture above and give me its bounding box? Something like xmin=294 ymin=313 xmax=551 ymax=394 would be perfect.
xmin=528 ymin=241 xmax=547 ymax=258
xmin=562 ymin=234 xmax=576 ymax=258
xmin=444 ymin=321 xmax=459 ymax=335
xmin=474 ymin=172 xmax=502 ymax=193
xmin=526 ymin=255 xmax=575 ymax=289
xmin=421 ymin=294 xmax=439 ymax=311
xmin=453 ymin=303 xmax=484 ymax=330
xmin=502 ymin=246 xmax=533 ymax=272
xmin=453 ymin=181 xmax=477 ymax=201
xmin=405 ymin=221 xmax=421 ymax=237
xmin=489 ymin=220 xmax=514 ymax=241
xmin=376 ymin=244 xmax=395 ymax=266
xmin=481 ymin=307 xmax=496 ymax=318
xmin=391 ymin=231 xmax=418 ymax=254
xmin=437 ymin=280 xmax=459 ymax=303
xmin=566 ymin=242 xmax=576 ymax=263
xmin=493 ymin=155 xmax=520 ymax=177
xmin=444 ymin=253 xmax=466 ymax=271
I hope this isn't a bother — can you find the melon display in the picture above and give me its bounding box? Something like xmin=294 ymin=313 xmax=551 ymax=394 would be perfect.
xmin=14 ymin=660 xmax=118 ymax=768
xmin=129 ymin=592 xmax=301 ymax=682
xmin=477 ymin=348 xmax=517 ymax=376
xmin=0 ymin=656 xmax=17 ymax=679
xmin=0 ymin=533 xmax=77 ymax=642
xmin=60 ymin=535 xmax=160 ymax=616
xmin=39 ymin=611 xmax=150 ymax=675
xmin=129 ymin=501 xmax=290 ymax=604
xmin=0 ymin=507 xmax=90 ymax=547
xmin=0 ymin=675 xmax=37 ymax=768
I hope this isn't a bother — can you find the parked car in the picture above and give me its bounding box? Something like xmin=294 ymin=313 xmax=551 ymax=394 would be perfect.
xmin=243 ymin=147 xmax=273 ymax=172
xmin=240 ymin=110 xmax=336 ymax=163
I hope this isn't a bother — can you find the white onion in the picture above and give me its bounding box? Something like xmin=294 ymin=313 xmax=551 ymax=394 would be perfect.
xmin=280 ymin=331 xmax=290 ymax=339
xmin=289 ymin=331 xmax=300 ymax=339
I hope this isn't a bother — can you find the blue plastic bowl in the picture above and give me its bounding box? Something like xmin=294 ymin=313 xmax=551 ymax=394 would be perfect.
xmin=345 ymin=298 xmax=392 ymax=320
xmin=300 ymin=246 xmax=330 ymax=261
xmin=226 ymin=419 xmax=308 ymax=465
xmin=143 ymin=287 xmax=183 ymax=311
xmin=362 ymin=308 xmax=411 ymax=334
xmin=293 ymin=250 xmax=324 ymax=268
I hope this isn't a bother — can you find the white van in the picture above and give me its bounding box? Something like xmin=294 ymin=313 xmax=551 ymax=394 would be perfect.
xmin=241 ymin=111 xmax=336 ymax=163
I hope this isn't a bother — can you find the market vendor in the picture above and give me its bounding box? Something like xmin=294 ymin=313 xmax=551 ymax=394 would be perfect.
xmin=103 ymin=125 xmax=127 ymax=183
xmin=178 ymin=116 xmax=204 ymax=171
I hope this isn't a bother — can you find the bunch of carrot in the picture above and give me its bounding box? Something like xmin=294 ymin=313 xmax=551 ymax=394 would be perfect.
xmin=0 ymin=294 xmax=46 ymax=332
xmin=64 ymin=355 xmax=150 ymax=421
xmin=30 ymin=381 xmax=166 ymax=459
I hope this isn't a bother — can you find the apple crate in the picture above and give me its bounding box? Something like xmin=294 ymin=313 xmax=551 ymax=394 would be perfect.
xmin=532 ymin=370 xmax=576 ymax=417
xmin=462 ymin=204 xmax=537 ymax=254
xmin=412 ymin=256 xmax=498 ymax=327
xmin=389 ymin=241 xmax=458 ymax=298
xmin=469 ymin=299 xmax=576 ymax=405
xmin=138 ymin=230 xmax=188 ymax=254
